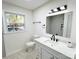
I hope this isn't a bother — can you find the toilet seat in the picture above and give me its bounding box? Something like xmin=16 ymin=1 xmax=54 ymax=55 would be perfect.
xmin=25 ymin=42 xmax=35 ymax=47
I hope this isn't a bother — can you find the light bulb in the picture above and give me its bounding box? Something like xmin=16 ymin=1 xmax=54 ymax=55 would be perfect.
xmin=53 ymin=8 xmax=58 ymax=12
xmin=60 ymin=6 xmax=65 ymax=10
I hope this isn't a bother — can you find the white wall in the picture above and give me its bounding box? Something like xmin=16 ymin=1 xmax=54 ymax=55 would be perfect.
xmin=33 ymin=0 xmax=76 ymax=43
xmin=2 ymin=2 xmax=34 ymax=56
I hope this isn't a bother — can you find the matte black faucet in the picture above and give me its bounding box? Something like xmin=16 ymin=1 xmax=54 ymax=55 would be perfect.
xmin=51 ymin=35 xmax=55 ymax=41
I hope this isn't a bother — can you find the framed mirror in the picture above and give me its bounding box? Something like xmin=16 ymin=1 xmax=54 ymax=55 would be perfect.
xmin=46 ymin=11 xmax=73 ymax=38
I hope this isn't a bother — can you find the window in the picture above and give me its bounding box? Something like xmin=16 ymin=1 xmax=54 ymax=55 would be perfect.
xmin=5 ymin=12 xmax=25 ymax=33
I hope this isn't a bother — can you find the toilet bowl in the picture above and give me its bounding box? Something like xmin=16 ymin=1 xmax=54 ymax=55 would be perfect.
xmin=25 ymin=41 xmax=36 ymax=52
xmin=25 ymin=35 xmax=40 ymax=52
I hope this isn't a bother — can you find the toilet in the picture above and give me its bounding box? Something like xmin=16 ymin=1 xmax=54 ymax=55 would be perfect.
xmin=25 ymin=35 xmax=40 ymax=52
xmin=25 ymin=41 xmax=36 ymax=52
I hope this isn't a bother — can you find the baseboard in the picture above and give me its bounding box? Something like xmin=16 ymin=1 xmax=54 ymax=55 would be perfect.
xmin=6 ymin=48 xmax=24 ymax=57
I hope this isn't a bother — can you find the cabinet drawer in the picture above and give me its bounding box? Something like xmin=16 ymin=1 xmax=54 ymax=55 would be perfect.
xmin=42 ymin=49 xmax=55 ymax=59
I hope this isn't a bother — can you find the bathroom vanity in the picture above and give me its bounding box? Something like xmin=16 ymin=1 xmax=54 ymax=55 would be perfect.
xmin=34 ymin=10 xmax=75 ymax=59
xmin=34 ymin=37 xmax=75 ymax=59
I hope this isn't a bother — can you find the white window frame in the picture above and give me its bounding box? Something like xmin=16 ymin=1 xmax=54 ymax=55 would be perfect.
xmin=2 ymin=11 xmax=26 ymax=34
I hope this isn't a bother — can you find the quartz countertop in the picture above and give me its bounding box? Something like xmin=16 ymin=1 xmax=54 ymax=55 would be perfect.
xmin=34 ymin=37 xmax=76 ymax=59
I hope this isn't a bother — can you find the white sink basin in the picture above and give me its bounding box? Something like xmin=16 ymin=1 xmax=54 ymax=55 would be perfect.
xmin=44 ymin=40 xmax=56 ymax=45
xmin=43 ymin=39 xmax=68 ymax=48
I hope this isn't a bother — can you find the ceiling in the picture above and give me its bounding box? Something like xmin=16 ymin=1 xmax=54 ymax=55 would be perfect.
xmin=2 ymin=0 xmax=51 ymax=10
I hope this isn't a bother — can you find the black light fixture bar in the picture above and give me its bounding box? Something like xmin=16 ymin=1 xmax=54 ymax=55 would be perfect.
xmin=49 ymin=5 xmax=67 ymax=14
xmin=64 ymin=5 xmax=67 ymax=9
xmin=57 ymin=7 xmax=61 ymax=11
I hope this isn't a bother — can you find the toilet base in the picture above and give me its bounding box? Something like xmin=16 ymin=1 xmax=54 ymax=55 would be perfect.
xmin=25 ymin=44 xmax=36 ymax=52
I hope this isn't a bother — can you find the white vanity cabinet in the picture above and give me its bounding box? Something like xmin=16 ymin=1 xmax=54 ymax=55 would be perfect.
xmin=42 ymin=49 xmax=59 ymax=59
xmin=35 ymin=42 xmax=71 ymax=59
xmin=34 ymin=37 xmax=75 ymax=59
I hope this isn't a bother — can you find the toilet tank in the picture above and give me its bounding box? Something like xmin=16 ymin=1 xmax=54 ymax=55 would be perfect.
xmin=30 ymin=35 xmax=40 ymax=41
xmin=33 ymin=35 xmax=40 ymax=38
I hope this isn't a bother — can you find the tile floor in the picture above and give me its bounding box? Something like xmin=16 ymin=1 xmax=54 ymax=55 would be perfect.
xmin=3 ymin=49 xmax=37 ymax=59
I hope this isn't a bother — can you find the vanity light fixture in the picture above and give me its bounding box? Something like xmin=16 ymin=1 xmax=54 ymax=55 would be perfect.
xmin=49 ymin=10 xmax=52 ymax=14
xmin=64 ymin=5 xmax=67 ymax=9
xmin=53 ymin=8 xmax=58 ymax=12
xmin=60 ymin=6 xmax=65 ymax=10
xmin=50 ymin=8 xmax=58 ymax=13
xmin=60 ymin=5 xmax=67 ymax=10
xmin=49 ymin=5 xmax=67 ymax=14
xmin=57 ymin=7 xmax=61 ymax=11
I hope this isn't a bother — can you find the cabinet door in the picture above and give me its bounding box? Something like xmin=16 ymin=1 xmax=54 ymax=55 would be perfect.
xmin=54 ymin=55 xmax=59 ymax=59
xmin=42 ymin=49 xmax=56 ymax=59
xmin=36 ymin=43 xmax=41 ymax=59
